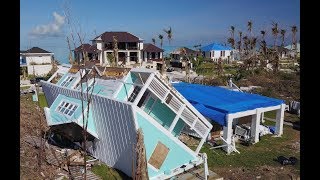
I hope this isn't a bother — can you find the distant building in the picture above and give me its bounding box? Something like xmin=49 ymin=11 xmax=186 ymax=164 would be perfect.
xmin=72 ymin=32 xmax=164 ymax=69
xmin=201 ymin=43 xmax=234 ymax=63
xmin=73 ymin=43 xmax=100 ymax=63
xmin=170 ymin=47 xmax=201 ymax=68
xmin=20 ymin=47 xmax=53 ymax=76
xmin=285 ymin=43 xmax=300 ymax=58
xmin=141 ymin=43 xmax=164 ymax=70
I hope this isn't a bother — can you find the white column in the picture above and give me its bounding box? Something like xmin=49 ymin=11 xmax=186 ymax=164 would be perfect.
xmin=195 ymin=136 xmax=206 ymax=154
xmin=223 ymin=114 xmax=233 ymax=154
xmin=251 ymin=108 xmax=262 ymax=143
xmin=169 ymin=104 xmax=186 ymax=132
xmin=144 ymin=52 xmax=147 ymax=62
xmin=126 ymin=52 xmax=130 ymax=65
xmin=261 ymin=112 xmax=265 ymax=123
xmin=138 ymin=51 xmax=141 ymax=64
xmin=160 ymin=52 xmax=163 ymax=59
xmin=47 ymin=71 xmax=58 ymax=82
xmin=133 ymin=73 xmax=155 ymax=106
xmin=275 ymin=104 xmax=285 ymax=136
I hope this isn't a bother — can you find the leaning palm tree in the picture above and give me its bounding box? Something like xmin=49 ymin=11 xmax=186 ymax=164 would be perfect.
xmin=163 ymin=27 xmax=172 ymax=44
xmin=280 ymin=29 xmax=286 ymax=47
xmin=152 ymin=38 xmax=156 ymax=45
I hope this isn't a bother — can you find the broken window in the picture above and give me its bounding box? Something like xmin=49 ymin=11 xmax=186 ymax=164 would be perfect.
xmin=56 ymin=101 xmax=78 ymax=117
xmin=165 ymin=93 xmax=173 ymax=104
xmin=148 ymin=141 xmax=169 ymax=169
xmin=137 ymin=90 xmax=150 ymax=107
xmin=60 ymin=76 xmax=76 ymax=87
xmin=128 ymin=86 xmax=142 ymax=102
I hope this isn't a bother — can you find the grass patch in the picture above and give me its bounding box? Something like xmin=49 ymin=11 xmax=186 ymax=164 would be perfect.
xmin=284 ymin=113 xmax=300 ymax=123
xmin=264 ymin=111 xmax=300 ymax=124
xmin=91 ymin=164 xmax=130 ymax=180
xmin=20 ymin=86 xmax=31 ymax=90
xmin=38 ymin=93 xmax=48 ymax=107
xmin=264 ymin=110 xmax=276 ymax=119
xmin=201 ymin=125 xmax=300 ymax=172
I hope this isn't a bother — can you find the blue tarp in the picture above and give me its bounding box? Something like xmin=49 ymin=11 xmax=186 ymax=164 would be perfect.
xmin=201 ymin=43 xmax=232 ymax=51
xmin=173 ymin=82 xmax=284 ymax=126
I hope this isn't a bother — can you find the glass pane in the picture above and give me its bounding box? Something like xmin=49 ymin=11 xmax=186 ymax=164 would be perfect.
xmin=68 ymin=105 xmax=74 ymax=110
xmin=64 ymin=109 xmax=70 ymax=115
xmin=72 ymin=106 xmax=78 ymax=111
xmin=60 ymin=107 xmax=66 ymax=113
xmin=64 ymin=103 xmax=69 ymax=107
xmin=68 ymin=111 xmax=73 ymax=116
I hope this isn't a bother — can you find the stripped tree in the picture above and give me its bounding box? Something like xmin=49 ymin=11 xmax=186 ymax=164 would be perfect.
xmin=64 ymin=5 xmax=98 ymax=179
xmin=132 ymin=128 xmax=149 ymax=180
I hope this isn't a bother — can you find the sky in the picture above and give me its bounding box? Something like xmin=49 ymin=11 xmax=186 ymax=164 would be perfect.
xmin=20 ymin=0 xmax=300 ymax=64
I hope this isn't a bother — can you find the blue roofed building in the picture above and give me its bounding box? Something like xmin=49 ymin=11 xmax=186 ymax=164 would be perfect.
xmin=41 ymin=62 xmax=212 ymax=179
xmin=201 ymin=43 xmax=234 ymax=63
xmin=173 ymin=82 xmax=285 ymax=153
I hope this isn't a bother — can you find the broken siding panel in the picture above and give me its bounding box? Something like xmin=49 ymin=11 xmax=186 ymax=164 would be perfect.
xmin=90 ymin=95 xmax=136 ymax=177
xmin=136 ymin=112 xmax=197 ymax=178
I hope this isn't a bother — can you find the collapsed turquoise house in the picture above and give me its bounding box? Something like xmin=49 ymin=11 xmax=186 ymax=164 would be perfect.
xmin=41 ymin=62 xmax=212 ymax=179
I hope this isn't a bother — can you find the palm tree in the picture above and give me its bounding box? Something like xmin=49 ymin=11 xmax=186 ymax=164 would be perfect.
xmin=227 ymin=38 xmax=235 ymax=49
xmin=230 ymin=26 xmax=235 ymax=39
xmin=163 ymin=27 xmax=172 ymax=44
xmin=152 ymin=38 xmax=156 ymax=45
xmin=158 ymin=34 xmax=163 ymax=48
xmin=260 ymin=30 xmax=266 ymax=41
xmin=291 ymin=25 xmax=298 ymax=53
xmin=243 ymin=36 xmax=249 ymax=53
xmin=228 ymin=26 xmax=235 ymax=49
xmin=247 ymin=21 xmax=253 ymax=37
xmin=238 ymin=31 xmax=243 ymax=52
xmin=158 ymin=34 xmax=164 ymax=74
xmin=271 ymin=22 xmax=279 ymax=49
xmin=280 ymin=29 xmax=286 ymax=47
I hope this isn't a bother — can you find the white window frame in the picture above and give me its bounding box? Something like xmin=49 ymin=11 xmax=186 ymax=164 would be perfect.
xmin=60 ymin=76 xmax=76 ymax=87
xmin=55 ymin=100 xmax=79 ymax=118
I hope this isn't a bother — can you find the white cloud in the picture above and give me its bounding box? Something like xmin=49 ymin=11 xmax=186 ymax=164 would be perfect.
xmin=29 ymin=12 xmax=65 ymax=38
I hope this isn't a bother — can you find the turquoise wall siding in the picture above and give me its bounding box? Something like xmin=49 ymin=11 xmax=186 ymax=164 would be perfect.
xmin=144 ymin=99 xmax=176 ymax=130
xmin=136 ymin=112 xmax=196 ymax=178
xmin=49 ymin=94 xmax=86 ymax=125
xmin=77 ymin=109 xmax=97 ymax=137
xmin=172 ymin=119 xmax=185 ymax=137
xmin=116 ymin=73 xmax=137 ymax=101
xmin=49 ymin=94 xmax=97 ymax=136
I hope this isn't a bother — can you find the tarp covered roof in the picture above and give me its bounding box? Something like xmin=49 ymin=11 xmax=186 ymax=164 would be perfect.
xmin=201 ymin=43 xmax=232 ymax=51
xmin=173 ymin=82 xmax=284 ymax=126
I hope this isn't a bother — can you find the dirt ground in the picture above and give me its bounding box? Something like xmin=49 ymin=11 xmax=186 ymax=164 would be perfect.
xmin=20 ymin=95 xmax=59 ymax=179
xmin=215 ymin=165 xmax=299 ymax=180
